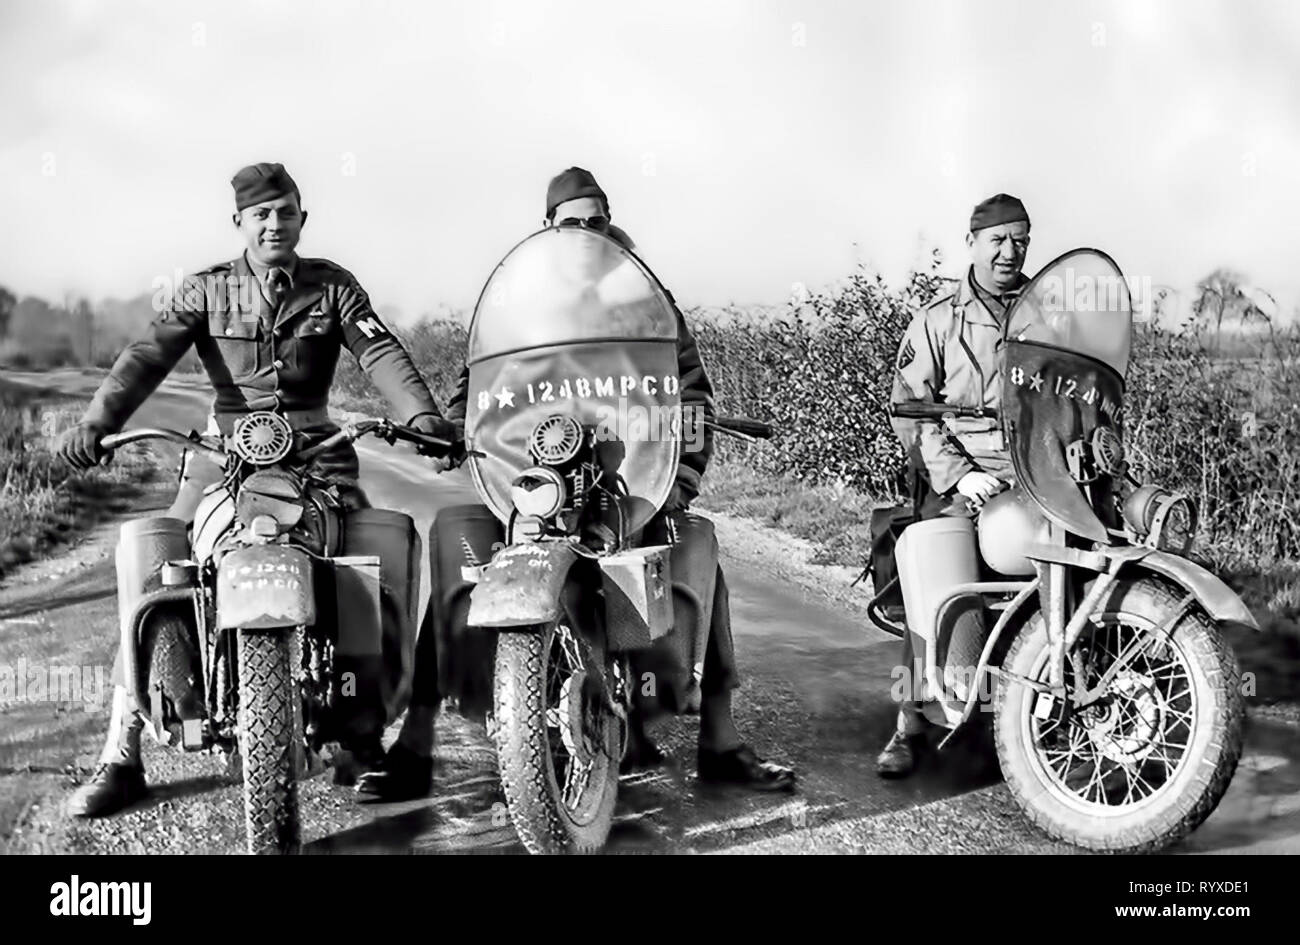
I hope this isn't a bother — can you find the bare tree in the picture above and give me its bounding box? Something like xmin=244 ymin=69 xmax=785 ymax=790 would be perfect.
xmin=0 ymin=286 xmax=13 ymax=338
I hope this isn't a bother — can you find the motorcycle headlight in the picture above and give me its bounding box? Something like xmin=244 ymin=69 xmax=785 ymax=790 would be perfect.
xmin=1123 ymin=484 xmax=1197 ymax=554
xmin=510 ymin=466 xmax=566 ymax=519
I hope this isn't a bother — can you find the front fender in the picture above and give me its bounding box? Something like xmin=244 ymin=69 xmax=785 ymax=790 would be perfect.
xmin=467 ymin=542 xmax=580 ymax=628
xmin=216 ymin=545 xmax=316 ymax=629
xmin=1122 ymin=549 xmax=1259 ymax=630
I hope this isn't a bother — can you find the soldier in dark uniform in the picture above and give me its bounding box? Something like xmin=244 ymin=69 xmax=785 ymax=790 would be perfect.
xmin=877 ymin=193 xmax=1031 ymax=778
xmin=356 ymin=167 xmax=796 ymax=800
xmin=58 ymin=163 xmax=457 ymax=817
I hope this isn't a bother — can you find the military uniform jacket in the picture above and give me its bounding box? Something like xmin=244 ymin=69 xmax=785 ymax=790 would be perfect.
xmin=83 ymin=254 xmax=441 ymax=432
xmin=890 ymin=267 xmax=1026 ymax=494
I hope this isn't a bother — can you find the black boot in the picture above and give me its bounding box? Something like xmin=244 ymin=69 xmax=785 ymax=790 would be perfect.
xmin=332 ymin=733 xmax=387 ymax=787
xmin=620 ymin=713 xmax=668 ymax=773
xmin=697 ymin=744 xmax=796 ymax=792
xmin=875 ymin=732 xmax=922 ymax=779
xmin=354 ymin=743 xmax=434 ymax=801
xmin=67 ymin=763 xmax=148 ymax=818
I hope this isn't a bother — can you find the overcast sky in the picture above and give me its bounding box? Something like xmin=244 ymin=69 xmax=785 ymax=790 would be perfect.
xmin=2 ymin=0 xmax=1297 ymax=321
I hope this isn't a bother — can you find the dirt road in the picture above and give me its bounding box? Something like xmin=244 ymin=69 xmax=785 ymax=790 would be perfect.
xmin=2 ymin=370 xmax=1297 ymax=854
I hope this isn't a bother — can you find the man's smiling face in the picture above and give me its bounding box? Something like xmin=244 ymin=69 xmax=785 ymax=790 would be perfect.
xmin=234 ymin=193 xmax=307 ymax=267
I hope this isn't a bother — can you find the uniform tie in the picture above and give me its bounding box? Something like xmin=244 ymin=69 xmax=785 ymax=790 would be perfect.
xmin=266 ymin=266 xmax=290 ymax=315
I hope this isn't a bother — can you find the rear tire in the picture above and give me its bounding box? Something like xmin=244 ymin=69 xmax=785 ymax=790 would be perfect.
xmin=994 ymin=578 xmax=1244 ymax=853
xmin=491 ymin=621 xmax=620 ymax=854
xmin=237 ymin=628 xmax=304 ymax=855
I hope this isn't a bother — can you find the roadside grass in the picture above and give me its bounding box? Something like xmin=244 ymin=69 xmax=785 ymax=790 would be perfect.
xmin=0 ymin=377 xmax=162 ymax=579
xmin=695 ymin=457 xmax=878 ymax=567
xmin=699 ymin=451 xmax=1300 ymax=707
xmin=1222 ymin=563 xmax=1300 ymax=705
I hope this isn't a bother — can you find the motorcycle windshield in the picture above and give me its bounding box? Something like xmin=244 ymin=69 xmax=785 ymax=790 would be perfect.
xmin=466 ymin=227 xmax=682 ymax=533
xmin=1002 ymin=249 xmax=1131 ymax=543
xmin=1005 ymin=248 xmax=1132 ymax=374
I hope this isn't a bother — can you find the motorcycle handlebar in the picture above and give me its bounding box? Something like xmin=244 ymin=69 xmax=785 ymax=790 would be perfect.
xmin=99 ymin=428 xmax=228 ymax=464
xmin=890 ymin=402 xmax=999 ymax=421
xmin=296 ymin=419 xmax=380 ymax=463
xmin=708 ymin=416 xmax=776 ymax=440
xmin=385 ymin=422 xmax=454 ymax=454
xmin=100 ymin=418 xmax=468 ymax=467
xmin=298 ymin=418 xmax=474 ymax=463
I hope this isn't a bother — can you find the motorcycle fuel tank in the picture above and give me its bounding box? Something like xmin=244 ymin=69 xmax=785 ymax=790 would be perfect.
xmin=977 ymin=487 xmax=1050 ymax=576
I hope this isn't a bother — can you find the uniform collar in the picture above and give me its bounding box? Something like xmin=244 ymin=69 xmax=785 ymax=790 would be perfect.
xmin=232 ymin=253 xmax=324 ymax=328
xmin=243 ymin=251 xmax=299 ymax=289
xmin=959 ymin=265 xmax=1029 ymax=328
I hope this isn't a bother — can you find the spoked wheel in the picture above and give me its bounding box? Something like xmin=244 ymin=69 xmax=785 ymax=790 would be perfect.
xmin=492 ymin=619 xmax=623 ymax=854
xmin=995 ymin=578 xmax=1244 ymax=853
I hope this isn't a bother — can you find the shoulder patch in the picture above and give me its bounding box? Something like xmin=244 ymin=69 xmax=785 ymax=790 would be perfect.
xmin=897 ymin=336 xmax=917 ymax=369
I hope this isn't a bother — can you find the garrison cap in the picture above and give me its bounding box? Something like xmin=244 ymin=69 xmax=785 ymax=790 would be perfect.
xmin=970 ymin=193 xmax=1030 ymax=232
xmin=546 ymin=166 xmax=608 ymax=219
xmin=231 ymin=162 xmax=300 ymax=211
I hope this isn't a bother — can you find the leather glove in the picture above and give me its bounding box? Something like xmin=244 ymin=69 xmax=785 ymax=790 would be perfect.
xmin=408 ymin=413 xmax=464 ymax=472
xmin=55 ymin=422 xmax=109 ymax=472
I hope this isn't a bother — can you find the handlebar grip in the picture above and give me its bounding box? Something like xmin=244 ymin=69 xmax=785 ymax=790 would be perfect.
xmin=890 ymin=403 xmax=998 ymax=421
xmin=386 ymin=422 xmax=486 ymax=459
xmin=387 ymin=423 xmax=454 ymax=454
xmin=890 ymin=403 xmax=953 ymax=420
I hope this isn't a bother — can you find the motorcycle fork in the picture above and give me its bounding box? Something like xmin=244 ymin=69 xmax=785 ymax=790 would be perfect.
xmin=564 ymin=591 xmax=629 ymax=761
xmin=1041 ymin=561 xmax=1070 ymax=695
xmin=206 ymin=625 xmax=238 ymax=738
xmin=301 ymin=630 xmax=333 ymax=749
xmin=1039 ymin=556 xmax=1128 ymax=714
xmin=573 ymin=604 xmax=627 ymax=724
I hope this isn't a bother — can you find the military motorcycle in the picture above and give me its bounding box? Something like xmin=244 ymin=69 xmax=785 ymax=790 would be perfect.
xmin=869 ymin=248 xmax=1254 ymax=853
xmin=442 ymin=225 xmax=765 ymax=854
xmin=101 ymin=413 xmax=448 ymax=854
